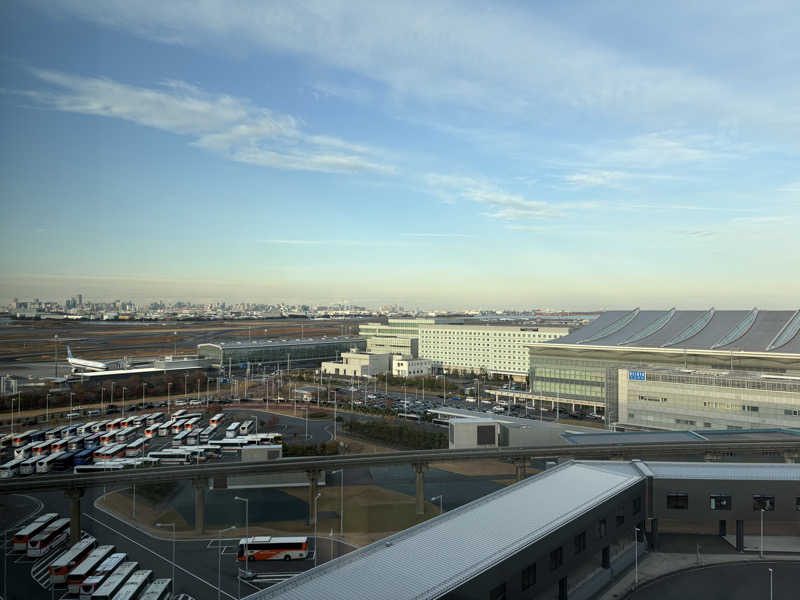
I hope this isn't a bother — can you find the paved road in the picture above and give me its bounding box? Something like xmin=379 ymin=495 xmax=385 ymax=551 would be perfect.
xmin=628 ymin=561 xmax=800 ymax=600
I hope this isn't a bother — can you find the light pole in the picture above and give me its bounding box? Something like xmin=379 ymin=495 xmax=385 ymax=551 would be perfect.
xmin=99 ymin=387 xmax=104 ymax=418
xmin=331 ymin=469 xmax=344 ymax=538
xmin=46 ymin=392 xmax=50 ymax=423
xmin=217 ymin=525 xmax=235 ymax=600
xmin=184 ymin=374 xmax=189 ymax=401
xmin=69 ymin=392 xmax=75 ymax=424
xmin=167 ymin=382 xmax=172 ymax=417
xmin=634 ymin=527 xmax=640 ymax=589
xmin=313 ymin=491 xmax=322 ymax=568
xmin=110 ymin=382 xmax=115 ymax=415
xmin=53 ymin=334 xmax=58 ymax=378
xmin=155 ymin=522 xmax=176 ymax=593
xmin=431 ymin=495 xmax=443 ymax=514
xmin=234 ymin=497 xmax=249 ymax=562
xmin=304 ymin=407 xmax=309 ymax=440
xmin=760 ymin=508 xmax=765 ymax=558
xmin=122 ymin=387 xmax=127 ymax=417
xmin=768 ymin=567 xmax=774 ymax=600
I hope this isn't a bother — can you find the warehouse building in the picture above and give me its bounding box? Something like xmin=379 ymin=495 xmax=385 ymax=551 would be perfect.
xmin=528 ymin=308 xmax=800 ymax=429
xmin=197 ymin=336 xmax=365 ymax=369
xmin=420 ymin=324 xmax=572 ymax=378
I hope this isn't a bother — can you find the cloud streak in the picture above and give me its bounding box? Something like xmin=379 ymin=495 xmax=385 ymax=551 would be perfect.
xmin=19 ymin=68 xmax=394 ymax=175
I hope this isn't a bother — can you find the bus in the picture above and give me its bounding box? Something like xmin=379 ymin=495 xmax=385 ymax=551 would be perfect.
xmin=237 ymin=536 xmax=309 ymax=561
xmin=181 ymin=412 xmax=202 ymax=420
xmin=147 ymin=450 xmax=193 ymax=465
xmin=20 ymin=455 xmax=40 ymax=476
xmin=116 ymin=426 xmax=139 ymax=444
xmin=171 ymin=420 xmax=187 ymax=434
xmin=185 ymin=431 xmax=200 ymax=446
xmin=31 ymin=440 xmax=52 ymax=457
xmin=49 ymin=536 xmax=97 ymax=585
xmin=125 ymin=438 xmax=148 ymax=457
xmin=66 ymin=544 xmax=115 ymax=594
xmin=61 ymin=425 xmax=79 ymax=439
xmin=199 ymin=425 xmax=217 ymax=444
xmin=77 ymin=422 xmax=97 ymax=435
xmin=146 ymin=412 xmax=163 ymax=426
xmin=46 ymin=427 xmax=65 ymax=440
xmin=113 ymin=569 xmax=154 ymax=600
xmin=140 ymin=578 xmax=172 ymax=600
xmin=157 ymin=421 xmax=173 ymax=437
xmin=209 ymin=438 xmax=249 ymax=453
xmin=183 ymin=417 xmax=202 ymax=431
xmin=14 ymin=441 xmax=40 ymax=460
xmin=91 ymin=421 xmax=108 ymax=433
xmin=0 ymin=433 xmax=12 ymax=450
xmin=68 ymin=436 xmax=86 ymax=451
xmin=105 ymin=418 xmax=124 ymax=431
xmin=74 ymin=463 xmax=127 ymax=474
xmin=120 ymin=417 xmax=136 ymax=429
xmin=27 ymin=517 xmax=70 ymax=557
xmin=172 ymin=430 xmax=190 ymax=447
xmin=0 ymin=457 xmax=26 ymax=479
xmin=11 ymin=430 xmax=36 ymax=447
xmin=94 ymin=444 xmax=127 ymax=462
xmin=176 ymin=447 xmax=210 ymax=462
xmin=226 ymin=422 xmax=241 ymax=438
xmin=74 ymin=447 xmax=95 ymax=466
xmin=52 ymin=450 xmax=78 ymax=472
xmin=78 ymin=552 xmax=126 ymax=599
xmin=84 ymin=433 xmax=103 ymax=448
xmin=36 ymin=452 xmax=65 ymax=473
xmin=194 ymin=445 xmax=222 ymax=460
xmin=172 ymin=409 xmax=187 ymax=419
xmin=264 ymin=432 xmax=283 ymax=445
xmin=239 ymin=420 xmax=255 ymax=435
xmin=99 ymin=431 xmax=116 ymax=445
xmin=50 ymin=437 xmax=70 ymax=453
xmin=143 ymin=425 xmax=158 ymax=439
xmin=132 ymin=415 xmax=148 ymax=427
xmin=90 ymin=560 xmax=139 ymax=600
xmin=12 ymin=513 xmax=58 ymax=551
xmin=210 ymin=413 xmax=225 ymax=426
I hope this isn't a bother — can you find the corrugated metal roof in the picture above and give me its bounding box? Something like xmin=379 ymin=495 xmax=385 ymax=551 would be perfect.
xmin=246 ymin=462 xmax=643 ymax=600
xmin=641 ymin=461 xmax=800 ymax=481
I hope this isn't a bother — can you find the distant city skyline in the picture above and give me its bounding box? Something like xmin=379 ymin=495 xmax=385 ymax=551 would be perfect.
xmin=2 ymin=2 xmax=799 ymax=307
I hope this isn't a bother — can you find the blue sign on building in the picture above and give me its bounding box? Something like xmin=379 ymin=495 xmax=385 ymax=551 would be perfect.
xmin=629 ymin=370 xmax=646 ymax=381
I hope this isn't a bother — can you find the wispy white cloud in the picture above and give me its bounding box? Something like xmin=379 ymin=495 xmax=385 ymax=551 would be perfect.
xmin=260 ymin=239 xmax=413 ymax=247
xmin=777 ymin=181 xmax=800 ymax=193
xmin=18 ymin=68 xmax=394 ymax=175
xmin=399 ymin=233 xmax=473 ymax=238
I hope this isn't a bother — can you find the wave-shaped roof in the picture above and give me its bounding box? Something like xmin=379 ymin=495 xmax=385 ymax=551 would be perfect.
xmin=549 ymin=309 xmax=800 ymax=353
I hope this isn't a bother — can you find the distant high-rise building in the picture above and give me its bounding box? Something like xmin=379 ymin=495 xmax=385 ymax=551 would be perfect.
xmin=77 ymin=294 xmax=83 ymax=306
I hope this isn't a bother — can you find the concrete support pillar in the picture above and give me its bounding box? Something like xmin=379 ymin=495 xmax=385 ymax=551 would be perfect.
xmin=719 ymin=519 xmax=727 ymax=537
xmin=307 ymin=469 xmax=321 ymax=524
xmin=513 ymin=459 xmax=527 ymax=481
xmin=649 ymin=518 xmax=658 ymax=551
xmin=735 ymin=520 xmax=744 ymax=552
xmin=64 ymin=488 xmax=84 ymax=545
xmin=413 ymin=462 xmax=429 ymax=516
xmin=193 ymin=478 xmax=206 ymax=534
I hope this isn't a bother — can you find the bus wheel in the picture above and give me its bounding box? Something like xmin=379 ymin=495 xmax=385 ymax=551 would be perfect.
xmin=284 ymin=555 xmax=291 ymax=561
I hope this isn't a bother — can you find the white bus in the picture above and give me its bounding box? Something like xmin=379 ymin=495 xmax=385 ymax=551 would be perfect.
xmin=0 ymin=457 xmax=26 ymax=478
xmin=77 ymin=422 xmax=96 ymax=436
xmin=68 ymin=436 xmax=86 ymax=451
xmin=19 ymin=455 xmax=40 ymax=476
xmin=114 ymin=569 xmax=154 ymax=600
xmin=147 ymin=450 xmax=193 ymax=465
xmin=210 ymin=413 xmax=225 ymax=426
xmin=171 ymin=420 xmax=187 ymax=434
xmin=36 ymin=452 xmax=65 ymax=474
xmin=209 ymin=438 xmax=250 ymax=453
xmin=31 ymin=440 xmax=52 ymax=458
xmin=46 ymin=427 xmax=65 ymax=440
xmin=74 ymin=463 xmax=128 ymax=474
xmin=194 ymin=445 xmax=222 ymax=460
xmin=172 ymin=409 xmax=188 ymax=419
xmin=90 ymin=421 xmax=108 ymax=433
xmin=27 ymin=517 xmax=70 ymax=557
xmin=91 ymin=561 xmax=139 ymax=600
xmin=157 ymin=420 xmax=174 ymax=437
xmin=49 ymin=536 xmax=97 ymax=586
xmin=14 ymin=441 xmax=40 ymax=460
xmin=105 ymin=418 xmax=124 ymax=431
xmin=125 ymin=438 xmax=149 ymax=457
xmin=226 ymin=422 xmax=241 ymax=438
xmin=116 ymin=426 xmax=139 ymax=444
xmin=140 ymin=578 xmax=172 ymax=600
xmin=172 ymin=430 xmax=190 ymax=447
xmin=132 ymin=415 xmax=148 ymax=427
xmin=94 ymin=444 xmax=127 ymax=462
xmin=143 ymin=425 xmax=158 ymax=439
xmin=185 ymin=431 xmax=199 ymax=446
xmin=120 ymin=417 xmax=136 ymax=429
xmin=199 ymin=425 xmax=217 ymax=444
xmin=237 ymin=536 xmax=309 ymax=561
xmin=182 ymin=417 xmax=202 ymax=430
xmin=239 ymin=420 xmax=255 ymax=435
xmin=66 ymin=544 xmax=114 ymax=594
xmin=78 ymin=552 xmax=126 ymax=599
xmin=146 ymin=412 xmax=163 ymax=426
xmin=12 ymin=513 xmax=58 ymax=551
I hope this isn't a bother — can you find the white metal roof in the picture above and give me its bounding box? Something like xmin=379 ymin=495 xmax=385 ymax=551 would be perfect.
xmin=640 ymin=461 xmax=800 ymax=481
xmin=246 ymin=461 xmax=643 ymax=600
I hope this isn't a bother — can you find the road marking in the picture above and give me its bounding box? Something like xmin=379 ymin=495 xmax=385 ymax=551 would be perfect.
xmin=82 ymin=512 xmax=237 ymax=599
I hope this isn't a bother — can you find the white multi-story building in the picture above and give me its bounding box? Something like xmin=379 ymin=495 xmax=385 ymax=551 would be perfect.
xmin=392 ymin=355 xmax=434 ymax=378
xmin=419 ymin=325 xmax=571 ymax=378
xmin=321 ymin=351 xmax=392 ymax=377
xmin=359 ymin=317 xmax=463 ymax=358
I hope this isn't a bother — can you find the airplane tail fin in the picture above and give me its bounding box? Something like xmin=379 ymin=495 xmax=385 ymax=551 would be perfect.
xmin=67 ymin=345 xmax=73 ymax=359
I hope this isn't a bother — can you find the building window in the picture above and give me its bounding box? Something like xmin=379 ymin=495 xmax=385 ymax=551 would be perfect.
xmin=795 ymin=498 xmax=800 ymax=511
xmin=616 ymin=505 xmax=625 ymax=526
xmin=489 ymin=583 xmax=506 ymax=600
xmin=597 ymin=518 xmax=607 ymax=538
xmin=521 ymin=563 xmax=536 ymax=590
xmin=710 ymin=494 xmax=732 ymax=511
xmin=476 ymin=425 xmax=494 ymax=445
xmin=550 ymin=547 xmax=563 ymax=571
xmin=574 ymin=531 xmax=586 ymax=554
xmin=667 ymin=492 xmax=689 ymax=510
xmin=753 ymin=495 xmax=775 ymax=511
xmin=633 ymin=497 xmax=642 ymax=515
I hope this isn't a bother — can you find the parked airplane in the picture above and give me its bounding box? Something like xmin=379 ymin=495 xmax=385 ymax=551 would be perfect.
xmin=66 ymin=346 xmax=112 ymax=372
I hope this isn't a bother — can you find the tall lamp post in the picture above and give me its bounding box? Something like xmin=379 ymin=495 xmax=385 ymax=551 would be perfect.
xmin=331 ymin=469 xmax=344 ymax=538
xmin=768 ymin=567 xmax=774 ymax=600
xmin=634 ymin=527 xmax=641 ymax=589
xmin=234 ymin=496 xmax=249 ymax=560
xmin=313 ymin=492 xmax=322 ymax=568
xmin=167 ymin=382 xmax=173 ymax=417
xmin=69 ymin=393 xmax=75 ymax=424
xmin=217 ymin=525 xmax=235 ymax=600
xmin=760 ymin=507 xmax=766 ymax=558
xmin=122 ymin=387 xmax=127 ymax=418
xmin=431 ymin=495 xmax=443 ymax=514
xmin=155 ymin=522 xmax=176 ymax=593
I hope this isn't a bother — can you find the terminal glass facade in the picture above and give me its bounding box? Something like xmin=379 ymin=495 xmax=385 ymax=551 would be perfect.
xmin=198 ymin=338 xmax=365 ymax=368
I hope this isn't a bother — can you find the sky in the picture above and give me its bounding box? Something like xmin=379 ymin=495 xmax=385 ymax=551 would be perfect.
xmin=1 ymin=1 xmax=799 ymax=310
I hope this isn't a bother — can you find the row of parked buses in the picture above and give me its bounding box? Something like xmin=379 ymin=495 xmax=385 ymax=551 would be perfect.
xmin=9 ymin=512 xmax=172 ymax=598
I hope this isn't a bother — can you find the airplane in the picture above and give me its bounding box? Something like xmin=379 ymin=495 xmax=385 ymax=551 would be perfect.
xmin=66 ymin=345 xmax=112 ymax=372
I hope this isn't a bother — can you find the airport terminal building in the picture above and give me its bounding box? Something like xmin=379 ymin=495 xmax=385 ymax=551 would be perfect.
xmin=528 ymin=308 xmax=800 ymax=430
xmin=197 ymin=336 xmax=365 ymax=370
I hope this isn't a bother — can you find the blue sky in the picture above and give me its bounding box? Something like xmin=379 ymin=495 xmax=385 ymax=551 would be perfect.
xmin=1 ymin=1 xmax=798 ymax=309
